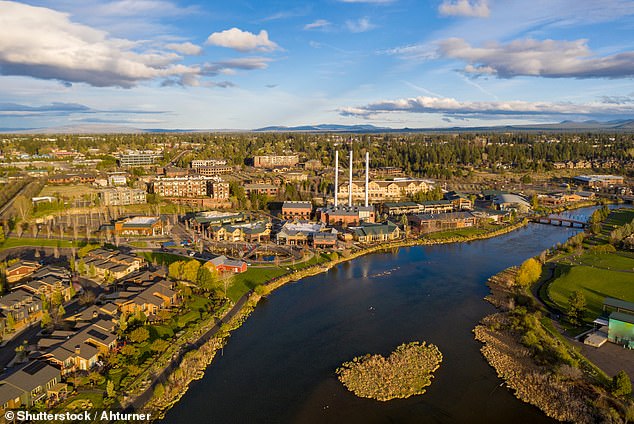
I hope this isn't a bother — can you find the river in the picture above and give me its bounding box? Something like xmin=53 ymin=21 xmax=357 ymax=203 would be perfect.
xmin=162 ymin=207 xmax=609 ymax=424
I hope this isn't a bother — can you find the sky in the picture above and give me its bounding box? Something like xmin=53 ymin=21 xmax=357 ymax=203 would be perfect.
xmin=1 ymin=0 xmax=634 ymax=130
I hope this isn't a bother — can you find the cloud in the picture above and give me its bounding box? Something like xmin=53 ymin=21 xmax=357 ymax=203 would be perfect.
xmin=601 ymin=95 xmax=634 ymax=104
xmin=345 ymin=17 xmax=376 ymax=33
xmin=206 ymin=28 xmax=279 ymax=52
xmin=0 ymin=101 xmax=165 ymax=117
xmin=202 ymin=57 xmax=274 ymax=76
xmin=439 ymin=38 xmax=634 ymax=79
xmin=339 ymin=95 xmax=634 ymax=119
xmin=165 ymin=42 xmax=202 ymax=55
xmin=0 ymin=1 xmax=200 ymax=87
xmin=304 ymin=19 xmax=331 ymax=30
xmin=439 ymin=0 xmax=490 ymax=18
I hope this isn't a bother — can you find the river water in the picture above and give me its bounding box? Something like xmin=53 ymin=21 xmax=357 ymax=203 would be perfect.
xmin=163 ymin=207 xmax=606 ymax=424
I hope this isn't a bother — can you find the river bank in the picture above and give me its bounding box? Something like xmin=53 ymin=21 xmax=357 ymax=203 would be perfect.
xmin=134 ymin=220 xmax=530 ymax=419
xmin=474 ymin=267 xmax=632 ymax=423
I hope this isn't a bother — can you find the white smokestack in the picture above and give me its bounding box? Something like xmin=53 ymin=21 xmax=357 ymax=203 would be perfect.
xmin=365 ymin=151 xmax=369 ymax=207
xmin=348 ymin=150 xmax=353 ymax=207
xmin=334 ymin=150 xmax=339 ymax=207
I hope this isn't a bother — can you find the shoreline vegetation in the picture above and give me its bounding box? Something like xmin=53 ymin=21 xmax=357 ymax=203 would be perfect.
xmin=137 ymin=220 xmax=531 ymax=419
xmin=474 ymin=267 xmax=633 ymax=423
xmin=336 ymin=342 xmax=442 ymax=401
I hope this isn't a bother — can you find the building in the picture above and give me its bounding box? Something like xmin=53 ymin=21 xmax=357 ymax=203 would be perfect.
xmin=573 ymin=174 xmax=625 ymax=189
xmin=493 ymin=194 xmax=532 ymax=213
xmin=114 ymin=216 xmax=167 ymax=236
xmin=153 ymin=176 xmax=210 ymax=198
xmin=83 ymin=250 xmax=144 ymax=281
xmin=114 ymin=279 xmax=178 ymax=316
xmin=337 ymin=178 xmax=433 ymax=203
xmin=118 ymin=150 xmax=162 ymax=167
xmin=281 ymin=201 xmax=312 ymax=220
xmin=349 ymin=222 xmax=401 ymax=243
xmin=408 ymin=211 xmax=477 ymax=233
xmin=276 ymin=221 xmax=327 ymax=246
xmin=444 ymin=191 xmax=473 ymax=210
xmin=205 ymin=256 xmax=247 ymax=274
xmin=0 ymin=289 xmax=43 ymax=328
xmin=197 ymin=165 xmax=233 ymax=176
xmin=210 ymin=181 xmax=230 ymax=199
xmin=318 ymin=205 xmax=375 ymax=226
xmin=608 ymin=311 xmax=634 ymax=347
xmin=0 ymin=361 xmax=62 ymax=411
xmin=107 ymin=174 xmax=127 ymax=186
xmin=47 ymin=173 xmax=96 ymax=184
xmin=281 ymin=171 xmax=308 ymax=182
xmin=208 ymin=222 xmax=271 ymax=243
xmin=253 ymin=155 xmax=299 ymax=168
xmin=191 ymin=159 xmax=227 ymax=168
xmin=381 ymin=202 xmax=424 ymax=216
xmin=302 ymin=159 xmax=322 ymax=170
xmin=99 ymin=187 xmax=147 ymax=206
xmin=244 ymin=183 xmax=278 ymax=197
xmin=6 ymin=261 xmax=40 ymax=284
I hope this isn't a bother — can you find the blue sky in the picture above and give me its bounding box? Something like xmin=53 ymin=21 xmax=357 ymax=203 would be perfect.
xmin=1 ymin=0 xmax=634 ymax=129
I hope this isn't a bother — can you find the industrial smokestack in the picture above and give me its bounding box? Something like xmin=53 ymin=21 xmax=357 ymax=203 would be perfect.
xmin=348 ymin=150 xmax=353 ymax=207
xmin=365 ymin=151 xmax=369 ymax=207
xmin=334 ymin=150 xmax=339 ymax=208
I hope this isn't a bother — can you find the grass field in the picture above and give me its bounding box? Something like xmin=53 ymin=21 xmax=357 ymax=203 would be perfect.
xmin=424 ymin=226 xmax=489 ymax=240
xmin=548 ymin=264 xmax=634 ymax=320
xmin=39 ymin=184 xmax=98 ymax=199
xmin=574 ymin=251 xmax=634 ymax=271
xmin=0 ymin=237 xmax=78 ymax=250
xmin=226 ymin=266 xmax=288 ymax=302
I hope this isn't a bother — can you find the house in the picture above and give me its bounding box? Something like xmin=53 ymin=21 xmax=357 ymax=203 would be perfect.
xmin=244 ymin=183 xmax=278 ymax=197
xmin=83 ymin=250 xmax=144 ymax=281
xmin=311 ymin=232 xmax=338 ymax=249
xmin=349 ymin=222 xmax=401 ymax=243
xmin=205 ymin=256 xmax=247 ymax=274
xmin=116 ymin=280 xmax=178 ymax=316
xmin=0 ymin=289 xmax=43 ymax=328
xmin=0 ymin=361 xmax=62 ymax=411
xmin=6 ymin=261 xmax=40 ymax=284
xmin=408 ymin=211 xmax=477 ymax=233
xmin=208 ymin=222 xmax=271 ymax=243
xmin=444 ymin=191 xmax=472 ymax=210
xmin=281 ymin=201 xmax=312 ymax=220
xmin=573 ymin=174 xmax=624 ymax=189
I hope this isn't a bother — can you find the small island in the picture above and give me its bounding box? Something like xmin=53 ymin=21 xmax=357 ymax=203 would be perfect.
xmin=336 ymin=341 xmax=443 ymax=401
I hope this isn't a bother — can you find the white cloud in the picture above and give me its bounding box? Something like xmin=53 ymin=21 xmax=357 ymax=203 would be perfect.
xmin=339 ymin=95 xmax=634 ymax=119
xmin=206 ymin=28 xmax=279 ymax=52
xmin=439 ymin=0 xmax=490 ymax=18
xmin=439 ymin=37 xmax=634 ymax=78
xmin=304 ymin=19 xmax=331 ymax=30
xmin=0 ymin=1 xmax=200 ymax=87
xmin=165 ymin=42 xmax=202 ymax=55
xmin=345 ymin=17 xmax=376 ymax=33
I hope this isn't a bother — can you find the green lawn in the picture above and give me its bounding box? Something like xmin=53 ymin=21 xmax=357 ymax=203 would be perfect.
xmin=575 ymin=252 xmax=634 ymax=272
xmin=226 ymin=266 xmax=288 ymax=302
xmin=0 ymin=237 xmax=78 ymax=250
xmin=140 ymin=251 xmax=202 ymax=266
xmin=548 ymin=264 xmax=634 ymax=319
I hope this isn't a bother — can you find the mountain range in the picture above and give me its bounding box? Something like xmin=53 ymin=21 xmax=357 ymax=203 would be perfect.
xmin=1 ymin=120 xmax=634 ymax=134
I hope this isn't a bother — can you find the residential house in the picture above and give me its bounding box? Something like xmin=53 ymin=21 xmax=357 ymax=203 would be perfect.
xmin=6 ymin=261 xmax=40 ymax=284
xmin=205 ymin=256 xmax=247 ymax=274
xmin=349 ymin=222 xmax=401 ymax=243
xmin=0 ymin=361 xmax=62 ymax=411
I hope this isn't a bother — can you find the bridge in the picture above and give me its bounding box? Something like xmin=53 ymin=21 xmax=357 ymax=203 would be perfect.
xmin=532 ymin=215 xmax=588 ymax=228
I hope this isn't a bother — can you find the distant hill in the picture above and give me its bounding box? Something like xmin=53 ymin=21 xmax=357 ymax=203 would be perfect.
xmin=1 ymin=119 xmax=633 ymax=134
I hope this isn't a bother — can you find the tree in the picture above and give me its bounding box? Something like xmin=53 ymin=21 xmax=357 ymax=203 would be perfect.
xmin=150 ymin=339 xmax=169 ymax=353
xmin=183 ymin=260 xmax=200 ymax=282
xmin=515 ymin=258 xmax=542 ymax=287
xmin=168 ymin=261 xmax=185 ymax=280
xmin=13 ymin=195 xmax=32 ymax=221
xmin=68 ymin=281 xmax=76 ymax=298
xmin=106 ymin=380 xmax=116 ymax=398
xmin=77 ymin=260 xmax=86 ymax=275
xmin=153 ymin=382 xmax=165 ymax=399
xmin=41 ymin=310 xmax=52 ymax=328
xmin=6 ymin=312 xmax=15 ymax=331
xmin=129 ymin=327 xmax=149 ymax=344
xmin=567 ymin=290 xmax=587 ymax=325
xmin=51 ymin=289 xmax=63 ymax=307
xmin=612 ymin=370 xmax=632 ymax=397
xmin=89 ymin=263 xmax=96 ymax=278
xmin=196 ymin=266 xmax=217 ymax=291
xmin=57 ymin=304 xmax=66 ymax=319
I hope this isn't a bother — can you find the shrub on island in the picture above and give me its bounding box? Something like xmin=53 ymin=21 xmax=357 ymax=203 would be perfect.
xmin=336 ymin=341 xmax=442 ymax=401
